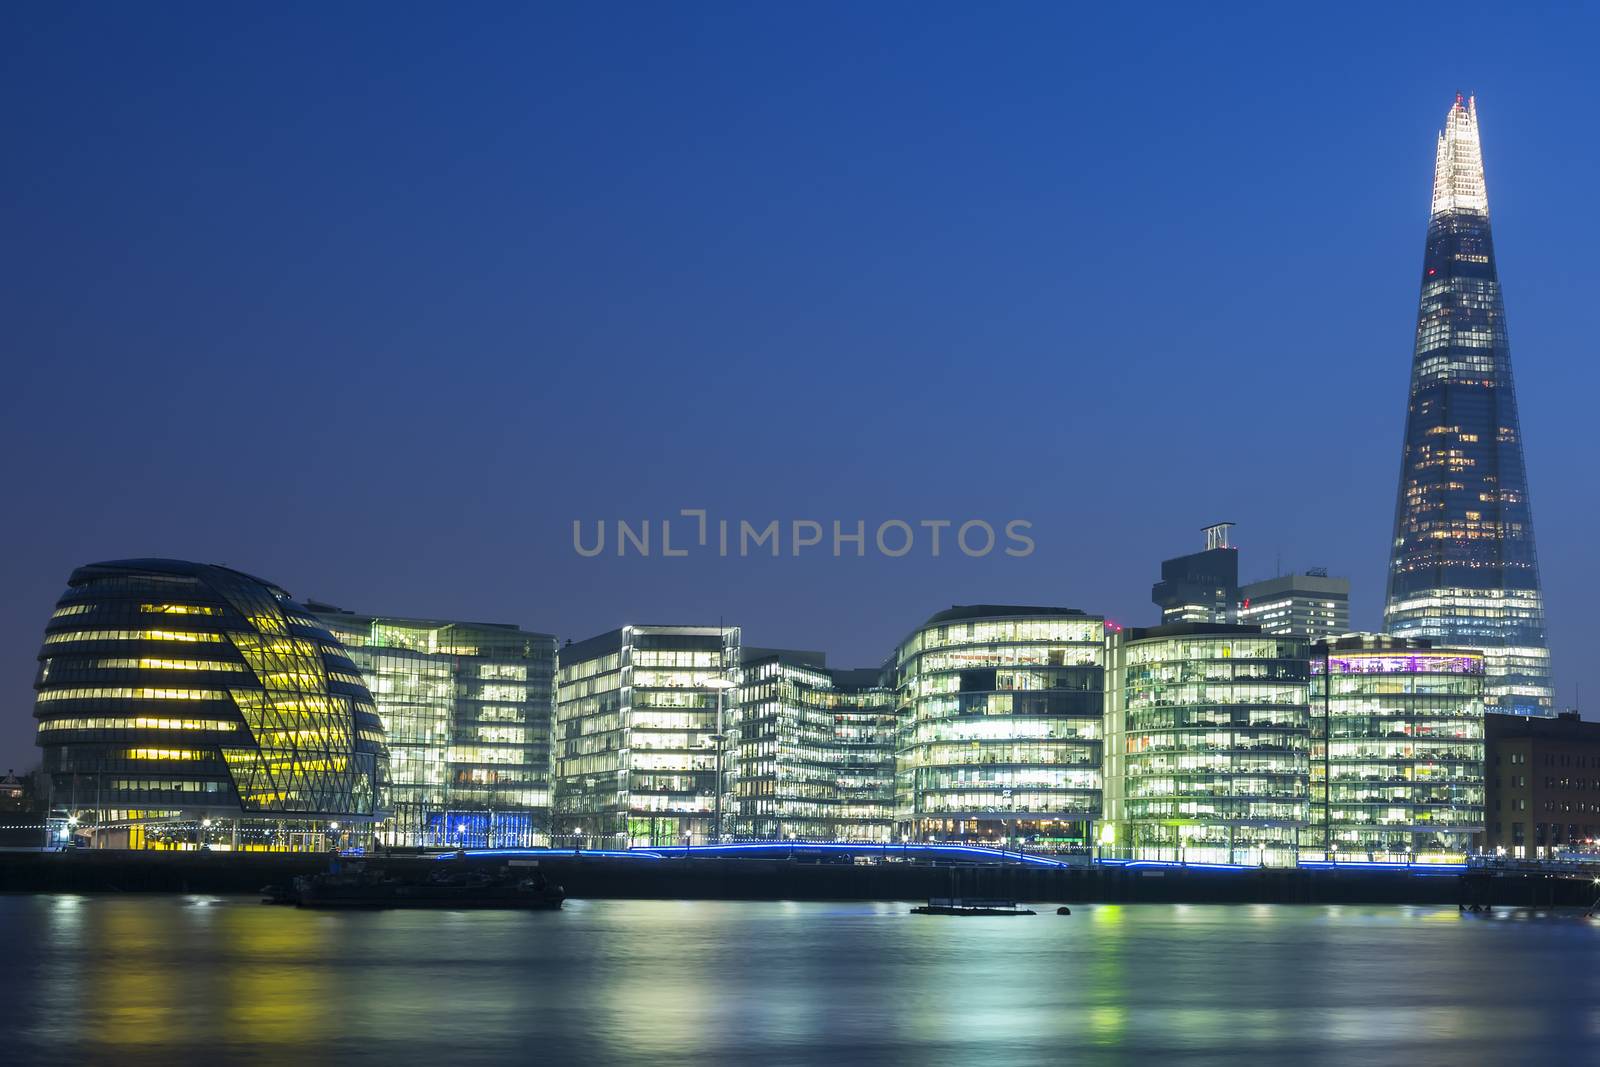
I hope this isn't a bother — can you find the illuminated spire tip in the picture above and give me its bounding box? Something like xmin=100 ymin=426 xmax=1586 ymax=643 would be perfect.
xmin=1431 ymin=93 xmax=1487 ymax=217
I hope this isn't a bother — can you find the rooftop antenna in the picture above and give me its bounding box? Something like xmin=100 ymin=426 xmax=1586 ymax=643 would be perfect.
xmin=1202 ymin=522 xmax=1235 ymax=551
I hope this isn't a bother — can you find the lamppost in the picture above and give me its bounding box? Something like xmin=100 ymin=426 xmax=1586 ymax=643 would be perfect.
xmin=705 ymin=676 xmax=736 ymax=844
xmin=1002 ymin=786 xmax=1014 ymax=854
xmin=579 ymin=776 xmax=597 ymax=850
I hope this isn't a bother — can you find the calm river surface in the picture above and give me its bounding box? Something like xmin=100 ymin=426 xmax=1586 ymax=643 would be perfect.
xmin=3 ymin=896 xmax=1597 ymax=1065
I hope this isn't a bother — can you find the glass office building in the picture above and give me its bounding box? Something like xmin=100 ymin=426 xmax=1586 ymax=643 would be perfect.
xmin=893 ymin=606 xmax=1104 ymax=847
xmin=735 ymin=652 xmax=895 ymax=841
xmin=1310 ymin=635 xmax=1485 ymax=860
xmin=1106 ymin=624 xmax=1309 ymax=866
xmin=554 ymin=624 xmax=739 ymax=847
xmin=1383 ymin=95 xmax=1552 ymax=716
xmin=1239 ymin=571 xmax=1350 ymax=641
xmin=310 ymin=605 xmax=556 ymax=848
xmin=32 ymin=559 xmax=387 ymax=850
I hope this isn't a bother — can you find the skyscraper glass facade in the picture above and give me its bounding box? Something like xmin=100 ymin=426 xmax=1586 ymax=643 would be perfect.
xmin=894 ymin=607 xmax=1104 ymax=847
xmin=734 ymin=654 xmax=895 ymax=841
xmin=554 ymin=625 xmax=739 ymax=847
xmin=1383 ymin=94 xmax=1552 ymax=716
xmin=1106 ymin=625 xmax=1309 ymax=866
xmin=1311 ymin=636 xmax=1485 ymax=860
xmin=311 ymin=607 xmax=556 ymax=848
xmin=33 ymin=560 xmax=388 ymax=850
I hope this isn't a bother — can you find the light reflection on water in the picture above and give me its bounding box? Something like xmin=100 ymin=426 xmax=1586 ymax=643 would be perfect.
xmin=5 ymin=897 xmax=1599 ymax=1065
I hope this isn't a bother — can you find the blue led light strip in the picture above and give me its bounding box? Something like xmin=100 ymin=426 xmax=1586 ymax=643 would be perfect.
xmin=434 ymin=842 xmax=1076 ymax=867
xmin=646 ymin=841 xmax=1077 ymax=868
xmin=432 ymin=844 xmax=1467 ymax=874
xmin=430 ymin=848 xmax=664 ymax=861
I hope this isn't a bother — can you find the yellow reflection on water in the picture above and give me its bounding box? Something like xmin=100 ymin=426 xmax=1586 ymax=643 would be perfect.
xmin=1086 ymin=1003 xmax=1128 ymax=1046
xmin=219 ymin=908 xmax=330 ymax=1046
xmin=97 ymin=964 xmax=179 ymax=1046
xmin=91 ymin=902 xmax=184 ymax=1046
xmin=69 ymin=900 xmax=346 ymax=1053
xmin=1091 ymin=904 xmax=1124 ymax=926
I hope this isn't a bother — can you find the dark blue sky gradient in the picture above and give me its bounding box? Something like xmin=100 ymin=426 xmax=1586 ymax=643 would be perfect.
xmin=4 ymin=4 xmax=1598 ymax=767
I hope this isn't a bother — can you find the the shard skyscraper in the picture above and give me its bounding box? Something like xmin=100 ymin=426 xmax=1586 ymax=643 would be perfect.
xmin=1384 ymin=94 xmax=1553 ymax=716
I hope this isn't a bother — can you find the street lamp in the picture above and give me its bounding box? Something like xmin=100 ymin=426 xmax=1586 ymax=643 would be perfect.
xmin=1001 ymin=787 xmax=1014 ymax=853
xmin=705 ymin=676 xmax=736 ymax=844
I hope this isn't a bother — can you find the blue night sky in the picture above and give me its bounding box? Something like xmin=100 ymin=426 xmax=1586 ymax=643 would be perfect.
xmin=3 ymin=3 xmax=1598 ymax=767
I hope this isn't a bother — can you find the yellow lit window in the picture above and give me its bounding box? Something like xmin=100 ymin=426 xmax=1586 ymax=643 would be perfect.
xmin=125 ymin=748 xmax=210 ymax=761
xmin=36 ymin=687 xmax=227 ymax=702
xmin=139 ymin=658 xmax=245 ymax=672
xmin=36 ymin=717 xmax=239 ymax=732
xmin=44 ymin=630 xmax=226 ymax=644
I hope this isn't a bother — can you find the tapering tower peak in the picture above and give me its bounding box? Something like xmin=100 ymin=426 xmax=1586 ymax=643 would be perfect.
xmin=1431 ymin=93 xmax=1487 ymax=217
xmin=1384 ymin=94 xmax=1553 ymax=716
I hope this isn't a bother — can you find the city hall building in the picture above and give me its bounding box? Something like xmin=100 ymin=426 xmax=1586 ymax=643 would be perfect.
xmin=32 ymin=559 xmax=388 ymax=850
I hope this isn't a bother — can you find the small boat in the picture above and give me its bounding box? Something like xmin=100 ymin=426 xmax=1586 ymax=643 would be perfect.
xmin=911 ymin=897 xmax=1036 ymax=916
xmin=260 ymin=883 xmax=296 ymax=906
xmin=289 ymin=862 xmax=565 ymax=910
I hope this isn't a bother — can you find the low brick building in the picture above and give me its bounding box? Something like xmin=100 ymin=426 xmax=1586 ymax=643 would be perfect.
xmin=1485 ymin=712 xmax=1600 ymax=858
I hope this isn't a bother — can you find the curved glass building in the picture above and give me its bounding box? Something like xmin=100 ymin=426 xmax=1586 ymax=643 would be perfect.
xmin=1106 ymin=624 xmax=1309 ymax=866
xmin=33 ymin=559 xmax=388 ymax=850
xmin=893 ymin=606 xmax=1105 ymax=847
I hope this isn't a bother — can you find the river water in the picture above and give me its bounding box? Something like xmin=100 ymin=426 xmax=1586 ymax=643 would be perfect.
xmin=3 ymin=896 xmax=1596 ymax=1064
